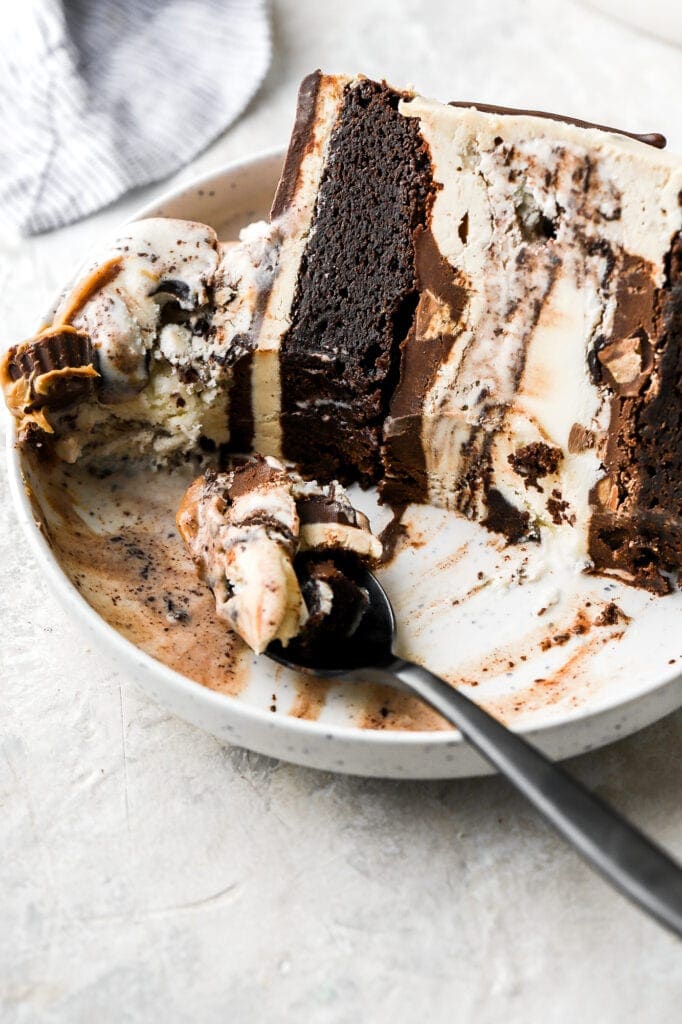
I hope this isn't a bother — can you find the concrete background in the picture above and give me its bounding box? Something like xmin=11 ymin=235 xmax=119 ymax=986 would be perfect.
xmin=1 ymin=1 xmax=681 ymax=1020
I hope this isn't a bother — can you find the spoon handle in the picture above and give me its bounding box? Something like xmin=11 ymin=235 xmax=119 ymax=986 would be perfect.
xmin=387 ymin=657 xmax=682 ymax=938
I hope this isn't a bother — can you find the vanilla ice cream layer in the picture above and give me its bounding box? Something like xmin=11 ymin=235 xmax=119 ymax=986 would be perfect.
xmin=52 ymin=364 xmax=229 ymax=467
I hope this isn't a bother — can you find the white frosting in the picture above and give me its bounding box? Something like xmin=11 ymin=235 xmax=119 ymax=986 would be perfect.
xmin=399 ymin=96 xmax=682 ymax=565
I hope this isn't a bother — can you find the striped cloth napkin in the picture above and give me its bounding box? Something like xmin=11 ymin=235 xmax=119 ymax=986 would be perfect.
xmin=0 ymin=0 xmax=271 ymax=236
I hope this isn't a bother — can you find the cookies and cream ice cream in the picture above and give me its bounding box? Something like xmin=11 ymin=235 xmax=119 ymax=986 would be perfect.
xmin=2 ymin=217 xmax=280 ymax=466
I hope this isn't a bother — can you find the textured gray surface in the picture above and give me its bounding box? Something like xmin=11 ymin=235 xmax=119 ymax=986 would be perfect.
xmin=1 ymin=1 xmax=682 ymax=1021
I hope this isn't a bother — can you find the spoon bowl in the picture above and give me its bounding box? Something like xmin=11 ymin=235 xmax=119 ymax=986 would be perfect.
xmin=267 ymin=561 xmax=396 ymax=676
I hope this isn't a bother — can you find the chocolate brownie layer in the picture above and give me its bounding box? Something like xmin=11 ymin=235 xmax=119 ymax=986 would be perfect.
xmin=589 ymin=233 xmax=682 ymax=591
xmin=279 ymin=78 xmax=433 ymax=484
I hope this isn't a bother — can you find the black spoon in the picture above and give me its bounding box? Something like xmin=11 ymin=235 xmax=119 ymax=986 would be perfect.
xmin=268 ymin=561 xmax=682 ymax=938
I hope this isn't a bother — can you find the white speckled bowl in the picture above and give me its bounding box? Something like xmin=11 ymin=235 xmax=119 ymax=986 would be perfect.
xmin=7 ymin=151 xmax=682 ymax=777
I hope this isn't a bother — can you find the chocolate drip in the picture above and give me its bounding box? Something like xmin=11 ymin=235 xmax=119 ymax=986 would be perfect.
xmin=388 ymin=227 xmax=468 ymax=423
xmin=271 ymin=71 xmax=323 ymax=219
xmin=449 ymin=101 xmax=666 ymax=149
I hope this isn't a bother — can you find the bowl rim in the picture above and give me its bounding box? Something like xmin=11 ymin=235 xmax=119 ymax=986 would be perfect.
xmin=6 ymin=149 xmax=681 ymax=752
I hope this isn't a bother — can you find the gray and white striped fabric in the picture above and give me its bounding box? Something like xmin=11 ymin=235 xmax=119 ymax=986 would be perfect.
xmin=0 ymin=1 xmax=271 ymax=236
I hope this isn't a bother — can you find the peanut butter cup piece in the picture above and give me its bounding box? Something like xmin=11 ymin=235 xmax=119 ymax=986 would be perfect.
xmin=1 ymin=326 xmax=99 ymax=430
